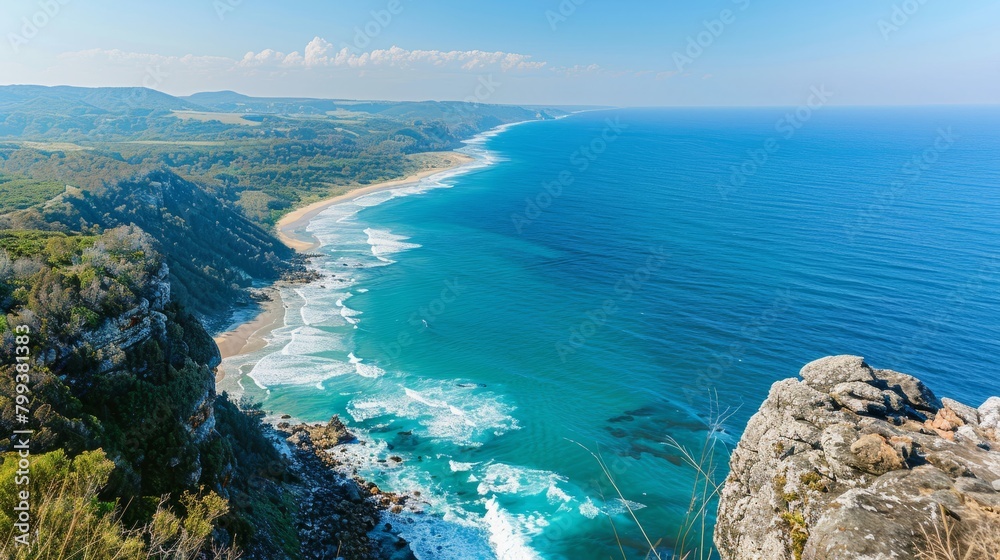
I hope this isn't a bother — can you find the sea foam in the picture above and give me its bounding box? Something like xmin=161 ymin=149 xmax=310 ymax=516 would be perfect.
xmin=364 ymin=227 xmax=421 ymax=261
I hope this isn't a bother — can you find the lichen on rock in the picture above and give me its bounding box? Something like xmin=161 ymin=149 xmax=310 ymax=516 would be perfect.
xmin=716 ymin=355 xmax=1000 ymax=560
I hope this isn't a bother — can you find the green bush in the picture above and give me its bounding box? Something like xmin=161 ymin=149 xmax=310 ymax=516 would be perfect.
xmin=0 ymin=449 xmax=238 ymax=559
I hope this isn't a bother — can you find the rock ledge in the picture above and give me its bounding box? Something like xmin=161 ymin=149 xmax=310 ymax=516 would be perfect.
xmin=716 ymin=355 xmax=1000 ymax=560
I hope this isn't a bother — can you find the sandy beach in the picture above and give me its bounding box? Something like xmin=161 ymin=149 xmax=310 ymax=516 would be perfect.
xmin=213 ymin=151 xmax=474 ymax=370
xmin=213 ymin=288 xmax=286 ymax=380
xmin=276 ymin=151 xmax=474 ymax=252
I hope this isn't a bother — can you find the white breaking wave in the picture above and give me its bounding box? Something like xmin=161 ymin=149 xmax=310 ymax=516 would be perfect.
xmin=282 ymin=325 xmax=344 ymax=356
xmin=247 ymin=352 xmax=353 ymax=389
xmin=220 ymin=120 xmax=554 ymax=560
xmin=347 ymin=384 xmax=520 ymax=447
xmin=347 ymin=352 xmax=386 ymax=378
xmin=484 ymin=497 xmax=545 ymax=560
xmin=579 ymin=497 xmax=600 ymax=519
xmin=449 ymin=460 xmax=477 ymax=472
xmin=576 ymin=496 xmax=647 ymax=520
xmin=364 ymin=228 xmax=421 ymax=261
xmin=476 ymin=463 xmax=569 ymax=500
xmin=386 ymin=511 xmax=498 ymax=560
xmin=336 ymin=297 xmax=362 ymax=325
xmin=604 ymin=498 xmax=648 ymax=516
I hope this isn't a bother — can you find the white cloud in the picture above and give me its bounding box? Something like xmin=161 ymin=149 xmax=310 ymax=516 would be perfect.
xmin=60 ymin=48 xmax=232 ymax=69
xmin=561 ymin=64 xmax=602 ymax=76
xmin=30 ymin=38 xmax=622 ymax=104
xmin=237 ymin=37 xmax=549 ymax=72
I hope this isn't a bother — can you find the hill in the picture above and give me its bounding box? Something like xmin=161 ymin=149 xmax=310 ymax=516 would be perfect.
xmin=0 ymin=85 xmax=209 ymax=114
xmin=0 ymin=227 xmax=294 ymax=557
xmin=0 ymin=169 xmax=296 ymax=321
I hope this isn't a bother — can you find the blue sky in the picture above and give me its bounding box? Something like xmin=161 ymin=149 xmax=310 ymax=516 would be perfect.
xmin=1 ymin=0 xmax=997 ymax=105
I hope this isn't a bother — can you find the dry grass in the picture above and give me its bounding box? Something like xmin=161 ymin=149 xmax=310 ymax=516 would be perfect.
xmin=918 ymin=504 xmax=1000 ymax=560
xmin=0 ymin=450 xmax=239 ymax=559
xmin=661 ymin=399 xmax=737 ymax=560
xmin=575 ymin=394 xmax=736 ymax=560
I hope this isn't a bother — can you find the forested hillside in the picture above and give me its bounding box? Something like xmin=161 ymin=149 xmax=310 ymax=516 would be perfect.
xmin=0 ymin=228 xmax=294 ymax=558
xmin=0 ymin=86 xmax=565 ymax=317
xmin=0 ymin=170 xmax=293 ymax=318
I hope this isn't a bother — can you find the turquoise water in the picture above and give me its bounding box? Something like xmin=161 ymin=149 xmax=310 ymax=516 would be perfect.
xmin=220 ymin=108 xmax=1000 ymax=559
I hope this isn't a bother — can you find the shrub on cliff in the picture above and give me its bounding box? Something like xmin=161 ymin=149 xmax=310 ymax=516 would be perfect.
xmin=0 ymin=449 xmax=238 ymax=559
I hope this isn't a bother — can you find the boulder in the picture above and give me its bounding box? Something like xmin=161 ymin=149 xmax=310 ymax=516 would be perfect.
xmin=981 ymin=396 xmax=1000 ymax=432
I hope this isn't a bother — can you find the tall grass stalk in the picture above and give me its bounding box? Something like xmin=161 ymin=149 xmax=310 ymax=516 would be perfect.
xmin=574 ymin=394 xmax=737 ymax=560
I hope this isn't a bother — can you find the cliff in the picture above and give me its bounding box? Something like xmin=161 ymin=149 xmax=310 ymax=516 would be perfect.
xmin=0 ymin=227 xmax=295 ymax=556
xmin=716 ymin=355 xmax=1000 ymax=560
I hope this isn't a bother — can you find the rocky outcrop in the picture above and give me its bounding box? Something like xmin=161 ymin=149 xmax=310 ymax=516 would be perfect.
xmin=280 ymin=417 xmax=415 ymax=560
xmin=36 ymin=263 xmax=173 ymax=373
xmin=716 ymin=356 xmax=1000 ymax=560
xmin=79 ymin=263 xmax=219 ymax=448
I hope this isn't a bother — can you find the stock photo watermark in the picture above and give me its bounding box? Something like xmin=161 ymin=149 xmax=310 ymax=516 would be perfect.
xmin=381 ymin=278 xmax=463 ymax=360
xmin=885 ymin=253 xmax=1000 ymax=366
xmin=556 ymin=247 xmax=669 ymax=362
xmin=213 ymin=0 xmax=244 ymax=21
xmin=546 ymin=0 xmax=587 ymax=31
xmin=878 ymin=0 xmax=933 ymax=41
xmin=9 ymin=325 xmax=34 ymax=547
xmin=672 ymin=0 xmax=751 ymax=73
xmin=122 ymin=66 xmax=170 ymax=110
xmin=844 ymin=126 xmax=956 ymax=241
xmin=340 ymin=0 xmax=406 ymax=53
xmin=717 ymin=85 xmax=835 ymax=200
xmin=682 ymin=288 xmax=796 ymax=407
xmin=7 ymin=0 xmax=72 ymax=53
xmin=420 ymin=73 xmax=503 ymax=149
xmin=512 ymin=116 xmax=629 ymax=234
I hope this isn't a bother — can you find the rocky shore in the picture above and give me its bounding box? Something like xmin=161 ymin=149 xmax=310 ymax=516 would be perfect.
xmin=716 ymin=355 xmax=1000 ymax=560
xmin=277 ymin=417 xmax=419 ymax=560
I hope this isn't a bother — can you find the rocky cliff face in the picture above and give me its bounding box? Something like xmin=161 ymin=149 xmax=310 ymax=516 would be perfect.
xmin=85 ymin=263 xmax=169 ymax=373
xmin=71 ymin=262 xmax=221 ymax=449
xmin=716 ymin=356 xmax=1000 ymax=560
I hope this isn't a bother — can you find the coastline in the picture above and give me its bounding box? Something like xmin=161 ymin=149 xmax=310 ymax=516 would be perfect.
xmin=276 ymin=150 xmax=475 ymax=252
xmin=207 ymin=127 xmax=525 ymax=558
xmin=212 ymin=287 xmax=285 ymax=380
xmin=211 ymin=150 xmax=475 ymax=369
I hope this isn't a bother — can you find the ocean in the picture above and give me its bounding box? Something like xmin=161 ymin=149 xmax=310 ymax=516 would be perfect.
xmin=218 ymin=107 xmax=1000 ymax=559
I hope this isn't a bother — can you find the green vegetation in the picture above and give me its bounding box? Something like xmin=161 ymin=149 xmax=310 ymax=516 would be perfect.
xmin=0 ymin=85 xmax=570 ymax=558
xmin=0 ymin=171 xmax=294 ymax=319
xmin=0 ymin=449 xmax=237 ymax=559
xmin=0 ymin=175 xmax=65 ymax=211
xmin=780 ymin=510 xmax=809 ymax=560
xmin=0 ymin=85 xmax=564 ymax=231
xmin=800 ymin=470 xmax=829 ymax=493
xmin=0 ymin=227 xmax=295 ymax=557
xmin=0 ymin=85 xmax=562 ymax=317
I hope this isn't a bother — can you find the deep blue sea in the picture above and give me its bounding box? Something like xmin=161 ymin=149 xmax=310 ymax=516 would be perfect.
xmin=219 ymin=107 xmax=1000 ymax=559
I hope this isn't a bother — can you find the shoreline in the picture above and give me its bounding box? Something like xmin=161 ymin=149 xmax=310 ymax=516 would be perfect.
xmin=207 ymin=120 xmax=555 ymax=558
xmin=276 ymin=150 xmax=475 ymax=252
xmin=212 ymin=287 xmax=286 ymax=381
xmin=212 ymin=151 xmax=475 ymax=368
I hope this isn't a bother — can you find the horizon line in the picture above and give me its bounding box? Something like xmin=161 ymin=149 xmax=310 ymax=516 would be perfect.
xmin=2 ymin=83 xmax=998 ymax=110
